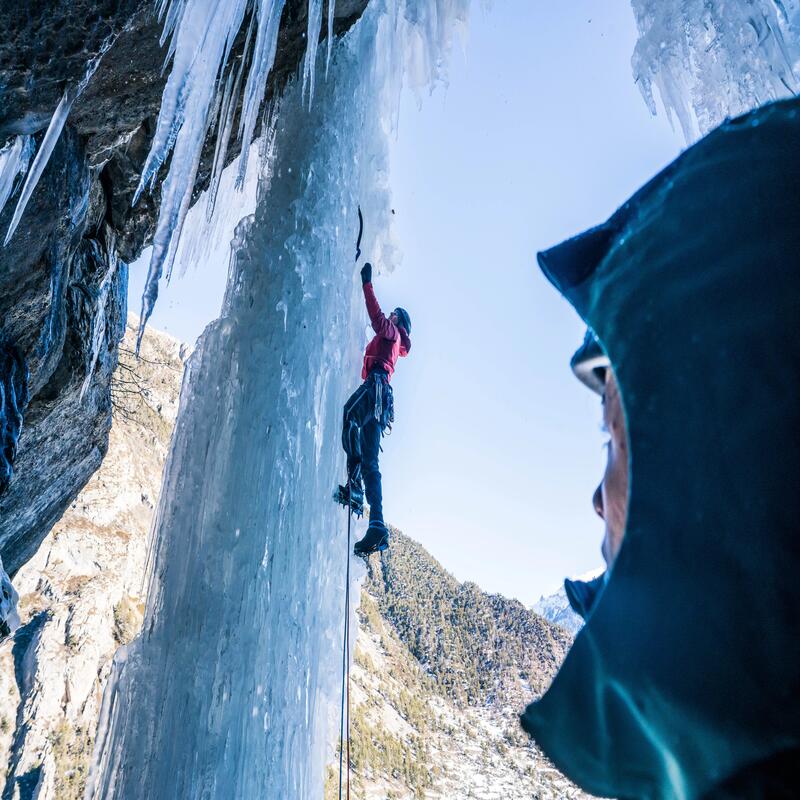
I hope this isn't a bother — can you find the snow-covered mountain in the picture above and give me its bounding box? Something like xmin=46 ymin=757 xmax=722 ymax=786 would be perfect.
xmin=533 ymin=569 xmax=605 ymax=636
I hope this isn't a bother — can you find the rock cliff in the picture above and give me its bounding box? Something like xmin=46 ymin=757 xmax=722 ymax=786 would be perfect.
xmin=0 ymin=319 xmax=184 ymax=799
xmin=0 ymin=0 xmax=367 ymax=583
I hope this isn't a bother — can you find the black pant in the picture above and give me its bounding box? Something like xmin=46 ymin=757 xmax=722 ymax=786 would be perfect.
xmin=342 ymin=371 xmax=392 ymax=525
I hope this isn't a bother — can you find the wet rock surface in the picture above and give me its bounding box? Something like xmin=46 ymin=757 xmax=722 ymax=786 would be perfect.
xmin=0 ymin=0 xmax=368 ymax=575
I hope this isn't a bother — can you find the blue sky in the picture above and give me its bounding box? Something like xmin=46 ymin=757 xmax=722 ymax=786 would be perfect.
xmin=129 ymin=0 xmax=684 ymax=604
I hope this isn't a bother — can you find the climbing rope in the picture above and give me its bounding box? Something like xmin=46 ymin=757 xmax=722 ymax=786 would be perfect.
xmin=338 ymin=480 xmax=353 ymax=800
xmin=338 ymin=205 xmax=364 ymax=799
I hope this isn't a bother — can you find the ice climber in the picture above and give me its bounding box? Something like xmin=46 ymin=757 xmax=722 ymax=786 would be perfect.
xmin=519 ymin=97 xmax=800 ymax=799
xmin=339 ymin=262 xmax=411 ymax=556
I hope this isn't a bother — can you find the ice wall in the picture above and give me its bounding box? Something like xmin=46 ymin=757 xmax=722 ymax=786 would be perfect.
xmin=85 ymin=0 xmax=467 ymax=798
xmin=631 ymin=0 xmax=800 ymax=140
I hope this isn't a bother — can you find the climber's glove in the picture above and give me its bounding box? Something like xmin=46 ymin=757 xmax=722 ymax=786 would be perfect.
xmin=360 ymin=263 xmax=372 ymax=285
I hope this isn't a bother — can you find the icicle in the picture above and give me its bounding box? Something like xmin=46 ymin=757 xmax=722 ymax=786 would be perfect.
xmin=630 ymin=0 xmax=800 ymax=141
xmin=135 ymin=136 xmax=206 ymax=354
xmin=207 ymin=71 xmax=238 ymax=214
xmin=133 ymin=0 xmax=248 ymax=204
xmin=139 ymin=0 xmax=366 ymax=334
xmin=257 ymin=98 xmax=281 ymax=186
xmin=159 ymin=0 xmax=188 ymax=46
xmin=234 ymin=0 xmax=287 ymax=190
xmin=303 ymin=0 xmax=324 ymax=102
xmin=135 ymin=0 xmax=303 ymax=341
xmin=0 ymin=135 xmax=33 ymax=218
xmin=176 ymin=138 xmax=260 ymax=279
xmin=326 ymin=0 xmax=336 ymax=76
xmin=3 ymin=33 xmax=115 ymax=246
xmin=3 ymin=90 xmax=76 ymax=246
xmin=133 ymin=0 xmax=254 ymax=349
xmin=80 ymin=235 xmax=120 ymax=401
xmin=0 ymin=553 xmax=20 ymax=640
xmin=207 ymin=13 xmax=257 ymax=221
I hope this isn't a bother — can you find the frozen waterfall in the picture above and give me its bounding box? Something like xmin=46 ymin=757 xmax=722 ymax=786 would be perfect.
xmin=85 ymin=0 xmax=467 ymax=798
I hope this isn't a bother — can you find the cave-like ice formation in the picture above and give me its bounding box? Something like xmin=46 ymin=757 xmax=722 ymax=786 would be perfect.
xmin=85 ymin=0 xmax=467 ymax=797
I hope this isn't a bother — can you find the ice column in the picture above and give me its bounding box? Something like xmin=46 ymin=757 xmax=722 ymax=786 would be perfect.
xmin=631 ymin=0 xmax=800 ymax=140
xmin=85 ymin=0 xmax=467 ymax=798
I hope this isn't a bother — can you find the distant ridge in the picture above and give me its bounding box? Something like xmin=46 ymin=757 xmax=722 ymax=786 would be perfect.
xmin=533 ymin=567 xmax=605 ymax=635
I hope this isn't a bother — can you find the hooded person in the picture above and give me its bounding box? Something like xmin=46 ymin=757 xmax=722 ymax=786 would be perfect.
xmin=520 ymin=96 xmax=800 ymax=799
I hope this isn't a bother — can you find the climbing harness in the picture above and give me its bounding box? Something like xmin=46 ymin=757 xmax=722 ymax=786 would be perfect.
xmin=371 ymin=370 xmax=394 ymax=431
xmin=341 ymin=370 xmax=393 ymax=449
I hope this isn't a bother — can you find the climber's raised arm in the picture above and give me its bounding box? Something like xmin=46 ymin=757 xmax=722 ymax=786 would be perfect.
xmin=361 ymin=263 xmax=398 ymax=340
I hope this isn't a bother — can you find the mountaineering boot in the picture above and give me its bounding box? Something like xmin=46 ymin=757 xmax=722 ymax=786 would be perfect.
xmin=334 ymin=480 xmax=364 ymax=517
xmin=354 ymin=521 xmax=389 ymax=557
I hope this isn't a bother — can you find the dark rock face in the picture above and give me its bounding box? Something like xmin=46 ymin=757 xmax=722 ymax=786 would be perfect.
xmin=0 ymin=344 xmax=28 ymax=495
xmin=0 ymin=0 xmax=367 ymax=575
xmin=0 ymin=119 xmax=128 ymax=575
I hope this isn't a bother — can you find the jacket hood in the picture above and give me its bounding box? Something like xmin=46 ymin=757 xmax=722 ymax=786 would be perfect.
xmin=521 ymin=97 xmax=800 ymax=799
xmin=564 ymin=572 xmax=606 ymax=621
xmin=394 ymin=306 xmax=411 ymax=334
xmin=570 ymin=330 xmax=610 ymax=395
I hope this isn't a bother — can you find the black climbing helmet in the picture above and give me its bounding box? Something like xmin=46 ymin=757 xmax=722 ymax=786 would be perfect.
xmin=570 ymin=329 xmax=609 ymax=395
xmin=393 ymin=307 xmax=411 ymax=334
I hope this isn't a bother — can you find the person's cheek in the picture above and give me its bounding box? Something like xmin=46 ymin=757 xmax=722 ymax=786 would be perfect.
xmin=600 ymin=461 xmax=614 ymax=565
xmin=603 ymin=443 xmax=627 ymax=565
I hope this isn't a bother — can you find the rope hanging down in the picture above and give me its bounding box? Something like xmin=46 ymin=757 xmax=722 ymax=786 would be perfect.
xmin=338 ymin=206 xmax=363 ymax=800
xmin=338 ymin=491 xmax=352 ymax=800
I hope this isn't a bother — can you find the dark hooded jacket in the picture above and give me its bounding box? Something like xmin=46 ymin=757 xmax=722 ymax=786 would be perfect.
xmin=520 ymin=97 xmax=800 ymax=799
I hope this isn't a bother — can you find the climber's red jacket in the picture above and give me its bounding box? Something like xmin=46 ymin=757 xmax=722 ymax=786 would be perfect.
xmin=361 ymin=282 xmax=411 ymax=381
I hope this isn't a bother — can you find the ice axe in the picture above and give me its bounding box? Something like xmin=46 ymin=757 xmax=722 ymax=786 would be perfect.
xmin=355 ymin=205 xmax=363 ymax=263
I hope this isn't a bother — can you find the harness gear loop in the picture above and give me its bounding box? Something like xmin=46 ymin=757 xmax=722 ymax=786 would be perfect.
xmin=374 ymin=374 xmax=383 ymax=422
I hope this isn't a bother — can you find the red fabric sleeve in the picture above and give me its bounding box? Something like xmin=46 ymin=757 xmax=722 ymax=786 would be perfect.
xmin=363 ymin=282 xmax=398 ymax=340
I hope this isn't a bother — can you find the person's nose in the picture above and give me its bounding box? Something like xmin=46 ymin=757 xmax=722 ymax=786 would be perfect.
xmin=592 ymin=483 xmax=604 ymax=519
